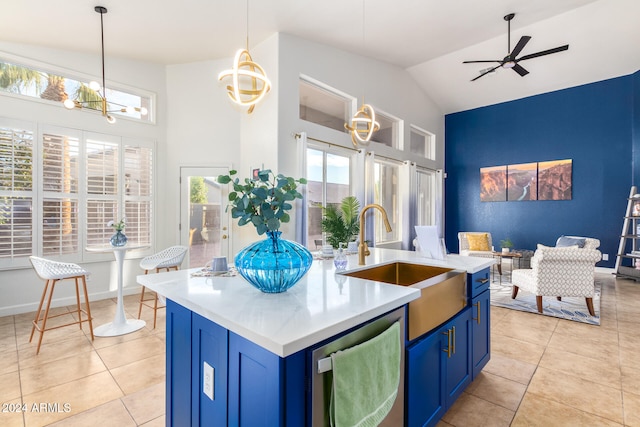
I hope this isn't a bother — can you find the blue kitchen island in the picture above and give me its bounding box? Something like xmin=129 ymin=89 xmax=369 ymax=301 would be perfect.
xmin=137 ymin=248 xmax=493 ymax=426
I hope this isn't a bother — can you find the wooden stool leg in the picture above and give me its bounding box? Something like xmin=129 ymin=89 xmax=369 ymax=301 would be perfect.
xmin=30 ymin=279 xmax=50 ymax=342
xmin=36 ymin=280 xmax=57 ymax=355
xmin=138 ymin=286 xmax=146 ymax=319
xmin=153 ymin=291 xmax=158 ymax=329
xmin=81 ymin=275 xmax=94 ymax=341
xmin=138 ymin=269 xmax=150 ymax=319
xmin=536 ymin=296 xmax=544 ymax=314
xmin=586 ymin=298 xmax=595 ymax=316
xmin=74 ymin=277 xmax=83 ymax=331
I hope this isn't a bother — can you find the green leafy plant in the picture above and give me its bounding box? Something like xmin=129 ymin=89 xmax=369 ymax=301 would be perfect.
xmin=500 ymin=238 xmax=513 ymax=249
xmin=321 ymin=196 xmax=360 ymax=248
xmin=217 ymin=169 xmax=306 ymax=235
xmin=108 ymin=218 xmax=126 ymax=232
xmin=190 ymin=176 xmax=208 ymax=204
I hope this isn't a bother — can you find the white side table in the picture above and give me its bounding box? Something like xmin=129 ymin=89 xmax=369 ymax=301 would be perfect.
xmin=87 ymin=244 xmax=149 ymax=336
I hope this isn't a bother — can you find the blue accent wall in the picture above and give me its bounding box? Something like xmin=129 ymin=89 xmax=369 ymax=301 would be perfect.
xmin=445 ymin=74 xmax=637 ymax=267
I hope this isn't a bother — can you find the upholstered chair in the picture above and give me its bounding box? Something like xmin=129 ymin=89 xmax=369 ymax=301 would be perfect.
xmin=511 ymin=237 xmax=601 ymax=315
xmin=458 ymin=232 xmax=494 ymax=258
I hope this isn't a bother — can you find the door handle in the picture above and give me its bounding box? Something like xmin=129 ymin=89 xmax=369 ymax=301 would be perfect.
xmin=442 ymin=328 xmax=452 ymax=358
xmin=473 ymin=301 xmax=481 ymax=324
xmin=476 ymin=278 xmax=489 ymax=284
xmin=452 ymin=326 xmax=456 ymax=355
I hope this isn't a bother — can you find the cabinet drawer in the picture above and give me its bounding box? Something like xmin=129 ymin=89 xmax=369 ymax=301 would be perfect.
xmin=468 ymin=268 xmax=490 ymax=299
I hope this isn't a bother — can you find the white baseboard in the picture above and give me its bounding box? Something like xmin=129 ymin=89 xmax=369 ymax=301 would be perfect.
xmin=0 ymin=286 xmax=142 ymax=318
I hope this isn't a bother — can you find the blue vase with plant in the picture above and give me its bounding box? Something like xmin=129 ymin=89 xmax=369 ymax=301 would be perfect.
xmin=218 ymin=169 xmax=312 ymax=293
xmin=108 ymin=218 xmax=128 ymax=247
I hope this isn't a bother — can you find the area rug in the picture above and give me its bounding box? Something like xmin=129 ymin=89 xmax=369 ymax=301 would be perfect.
xmin=490 ymin=280 xmax=601 ymax=325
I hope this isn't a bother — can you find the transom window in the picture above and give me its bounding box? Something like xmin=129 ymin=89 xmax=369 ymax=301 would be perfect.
xmin=299 ymin=76 xmax=351 ymax=133
xmin=0 ymin=57 xmax=152 ymax=122
xmin=409 ymin=125 xmax=435 ymax=160
xmin=371 ymin=109 xmax=402 ymax=149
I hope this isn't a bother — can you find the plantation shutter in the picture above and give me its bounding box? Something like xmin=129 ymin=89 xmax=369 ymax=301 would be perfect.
xmin=41 ymin=131 xmax=80 ymax=256
xmin=0 ymin=123 xmax=34 ymax=263
xmin=124 ymin=144 xmax=152 ymax=245
xmin=86 ymin=136 xmax=119 ymax=246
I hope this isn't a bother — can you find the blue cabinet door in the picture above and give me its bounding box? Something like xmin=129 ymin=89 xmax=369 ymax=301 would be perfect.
xmin=471 ymin=289 xmax=491 ymax=378
xmin=406 ymin=328 xmax=446 ymax=427
xmin=166 ymin=300 xmax=192 ymax=426
xmin=444 ymin=309 xmax=472 ymax=408
xmin=228 ymin=332 xmax=284 ymax=426
xmin=192 ymin=313 xmax=228 ymax=426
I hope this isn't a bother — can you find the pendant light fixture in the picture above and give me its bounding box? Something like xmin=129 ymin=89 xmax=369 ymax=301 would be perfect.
xmin=344 ymin=0 xmax=379 ymax=147
xmin=63 ymin=6 xmax=148 ymax=124
xmin=218 ymin=0 xmax=271 ymax=114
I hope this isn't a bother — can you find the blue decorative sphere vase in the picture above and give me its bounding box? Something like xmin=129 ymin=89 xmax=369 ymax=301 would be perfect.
xmin=234 ymin=231 xmax=313 ymax=293
xmin=110 ymin=230 xmax=128 ymax=247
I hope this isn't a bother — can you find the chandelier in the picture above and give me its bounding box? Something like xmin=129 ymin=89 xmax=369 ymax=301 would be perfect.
xmin=344 ymin=0 xmax=379 ymax=146
xmin=345 ymin=103 xmax=380 ymax=146
xmin=218 ymin=0 xmax=271 ymax=114
xmin=63 ymin=6 xmax=147 ymax=124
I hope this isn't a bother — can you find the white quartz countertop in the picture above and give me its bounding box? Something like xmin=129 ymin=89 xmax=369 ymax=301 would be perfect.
xmin=137 ymin=248 xmax=493 ymax=357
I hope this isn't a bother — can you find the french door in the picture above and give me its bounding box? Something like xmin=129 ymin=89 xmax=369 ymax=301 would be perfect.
xmin=180 ymin=167 xmax=230 ymax=268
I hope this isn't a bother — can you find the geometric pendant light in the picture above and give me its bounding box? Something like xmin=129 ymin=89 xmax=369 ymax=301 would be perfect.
xmin=218 ymin=0 xmax=271 ymax=114
xmin=344 ymin=0 xmax=379 ymax=146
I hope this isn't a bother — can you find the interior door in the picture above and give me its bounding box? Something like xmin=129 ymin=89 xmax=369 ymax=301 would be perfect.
xmin=180 ymin=167 xmax=230 ymax=268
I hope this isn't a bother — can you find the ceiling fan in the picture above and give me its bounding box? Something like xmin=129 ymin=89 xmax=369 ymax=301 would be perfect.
xmin=463 ymin=13 xmax=569 ymax=82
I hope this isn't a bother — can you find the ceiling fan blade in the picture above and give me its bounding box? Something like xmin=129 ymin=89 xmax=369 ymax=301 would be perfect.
xmin=510 ymin=36 xmax=532 ymax=58
xmin=471 ymin=64 xmax=501 ymax=82
xmin=518 ymin=44 xmax=569 ymax=61
xmin=463 ymin=60 xmax=502 ymax=64
xmin=512 ymin=63 xmax=529 ymax=77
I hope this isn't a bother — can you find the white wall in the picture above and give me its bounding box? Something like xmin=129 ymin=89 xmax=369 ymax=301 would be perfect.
xmin=0 ymin=41 xmax=167 ymax=316
xmin=0 ymin=32 xmax=445 ymax=315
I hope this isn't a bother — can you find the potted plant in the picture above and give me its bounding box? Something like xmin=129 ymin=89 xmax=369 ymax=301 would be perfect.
xmin=321 ymin=196 xmax=360 ymax=249
xmin=500 ymin=237 xmax=514 ymax=254
xmin=217 ymin=169 xmax=312 ymax=293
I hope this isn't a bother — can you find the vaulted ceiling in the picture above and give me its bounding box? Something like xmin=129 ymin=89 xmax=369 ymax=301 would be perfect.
xmin=2 ymin=0 xmax=639 ymax=114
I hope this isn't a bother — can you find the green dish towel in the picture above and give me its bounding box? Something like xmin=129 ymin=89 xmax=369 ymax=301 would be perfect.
xmin=329 ymin=321 xmax=401 ymax=427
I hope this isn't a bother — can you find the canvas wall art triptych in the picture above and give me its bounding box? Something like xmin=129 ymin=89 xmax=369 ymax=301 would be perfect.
xmin=480 ymin=159 xmax=572 ymax=202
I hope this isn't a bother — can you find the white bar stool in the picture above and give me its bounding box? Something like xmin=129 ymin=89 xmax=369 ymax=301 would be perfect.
xmin=137 ymin=245 xmax=188 ymax=328
xmin=29 ymin=256 xmax=94 ymax=354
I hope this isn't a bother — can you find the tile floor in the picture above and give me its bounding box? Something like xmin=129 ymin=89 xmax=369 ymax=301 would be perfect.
xmin=0 ymin=271 xmax=639 ymax=426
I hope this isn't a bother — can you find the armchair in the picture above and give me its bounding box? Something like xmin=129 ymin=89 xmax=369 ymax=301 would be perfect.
xmin=458 ymin=232 xmax=494 ymax=258
xmin=511 ymin=238 xmax=601 ymax=316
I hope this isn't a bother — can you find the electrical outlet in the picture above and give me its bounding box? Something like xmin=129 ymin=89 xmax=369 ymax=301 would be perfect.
xmin=203 ymin=361 xmax=214 ymax=400
xmin=602 ymin=254 xmax=609 ymax=261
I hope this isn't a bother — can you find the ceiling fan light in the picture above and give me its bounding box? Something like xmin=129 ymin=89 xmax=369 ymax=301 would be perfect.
xmin=502 ymin=61 xmax=516 ymax=69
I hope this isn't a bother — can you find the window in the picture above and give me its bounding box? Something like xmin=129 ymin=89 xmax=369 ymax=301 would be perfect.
xmin=373 ymin=158 xmax=401 ymax=244
xmin=0 ymin=56 xmax=153 ymax=122
xmin=306 ymin=146 xmax=352 ymax=249
xmin=416 ymin=168 xmax=437 ymax=226
xmin=299 ymin=77 xmax=351 ymax=133
xmin=409 ymin=125 xmax=435 ymax=160
xmin=0 ymin=119 xmax=154 ymax=269
xmin=371 ymin=110 xmax=402 ymax=149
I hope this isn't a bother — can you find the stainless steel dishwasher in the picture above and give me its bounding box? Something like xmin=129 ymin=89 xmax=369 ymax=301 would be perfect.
xmin=311 ymin=306 xmax=406 ymax=426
